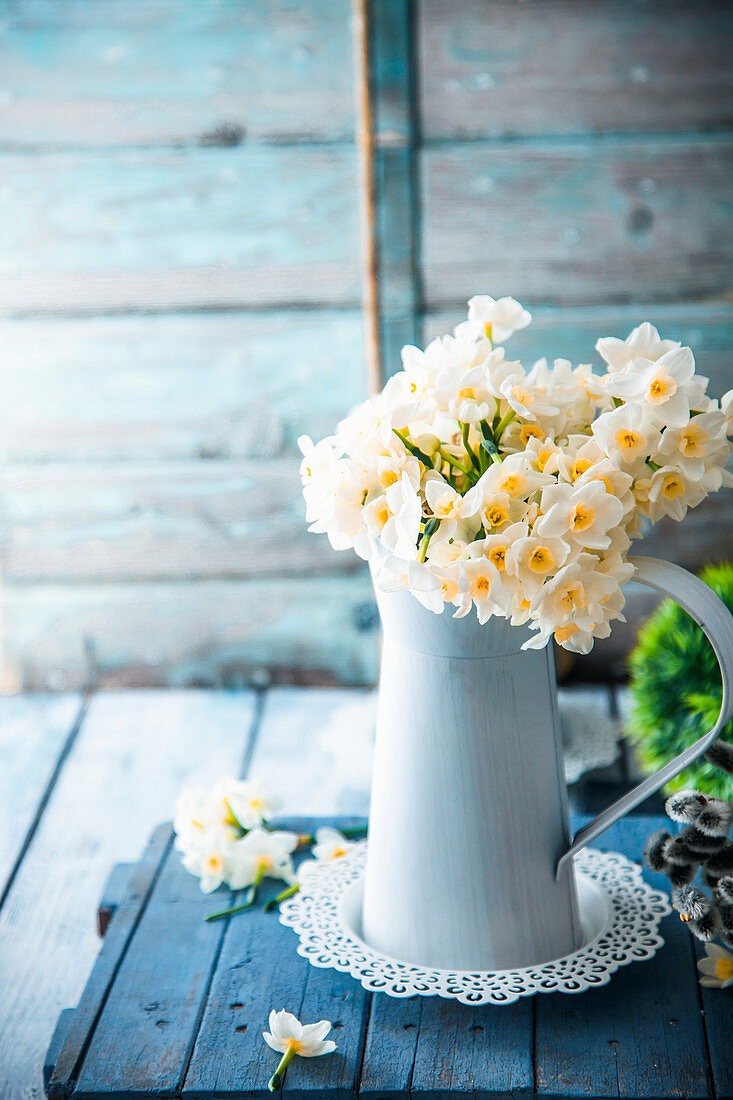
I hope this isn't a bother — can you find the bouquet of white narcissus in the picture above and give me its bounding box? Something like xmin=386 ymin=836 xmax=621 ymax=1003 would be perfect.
xmin=299 ymin=295 xmax=733 ymax=654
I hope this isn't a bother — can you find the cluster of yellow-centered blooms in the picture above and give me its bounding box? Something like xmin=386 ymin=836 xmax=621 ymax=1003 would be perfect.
xmin=300 ymin=296 xmax=732 ymax=653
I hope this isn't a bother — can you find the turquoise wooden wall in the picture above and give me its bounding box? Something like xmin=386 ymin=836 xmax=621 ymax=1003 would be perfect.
xmin=0 ymin=0 xmax=731 ymax=688
xmin=0 ymin=0 xmax=376 ymax=690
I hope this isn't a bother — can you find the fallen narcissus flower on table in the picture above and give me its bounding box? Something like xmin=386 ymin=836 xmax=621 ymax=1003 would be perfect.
xmin=263 ymin=1009 xmax=336 ymax=1091
xmin=698 ymin=943 xmax=733 ymax=989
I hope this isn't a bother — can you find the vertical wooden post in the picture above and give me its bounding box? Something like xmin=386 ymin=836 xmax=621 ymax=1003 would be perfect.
xmin=353 ymin=0 xmax=382 ymax=394
xmin=353 ymin=0 xmax=420 ymax=390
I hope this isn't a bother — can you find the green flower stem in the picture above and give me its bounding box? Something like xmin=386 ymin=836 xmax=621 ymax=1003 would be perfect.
xmin=264 ymin=883 xmax=300 ymax=913
xmin=392 ymin=428 xmax=432 ymax=466
xmin=461 ymin=422 xmax=480 ymax=471
xmin=269 ymin=1042 xmax=297 ymax=1092
xmin=222 ymin=797 xmax=247 ymax=835
xmin=647 ymin=459 xmax=661 ymax=472
xmin=205 ymin=865 xmax=265 ymax=922
xmin=494 ymin=409 xmax=516 ymax=441
xmin=438 ymin=446 xmax=474 ymax=479
xmin=480 ymin=438 xmax=503 ymax=467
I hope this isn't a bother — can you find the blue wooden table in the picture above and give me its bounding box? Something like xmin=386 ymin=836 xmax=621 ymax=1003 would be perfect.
xmin=44 ymin=811 xmax=731 ymax=1099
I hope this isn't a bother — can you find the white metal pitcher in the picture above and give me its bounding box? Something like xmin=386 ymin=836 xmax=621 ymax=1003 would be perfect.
xmin=362 ymin=555 xmax=733 ymax=971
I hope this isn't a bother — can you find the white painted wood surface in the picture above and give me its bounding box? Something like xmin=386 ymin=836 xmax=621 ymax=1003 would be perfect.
xmin=0 ymin=694 xmax=82 ymax=895
xmin=0 ymin=690 xmax=255 ymax=1099
xmin=248 ymin=687 xmax=374 ymax=816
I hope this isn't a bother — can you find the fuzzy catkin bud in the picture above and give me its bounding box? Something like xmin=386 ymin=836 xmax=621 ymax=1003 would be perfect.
xmin=705 ymin=740 xmax=733 ymax=775
xmin=663 ymin=835 xmax=700 ymax=867
xmin=644 ymin=830 xmax=671 ymax=873
xmin=719 ymin=903 xmax=733 ymax=936
xmin=704 ymin=845 xmax=733 ymax=880
xmin=672 ymin=885 xmax=709 ymax=922
xmin=668 ymin=863 xmax=697 ymax=888
xmin=716 ymin=876 xmax=733 ymax=904
xmin=696 ymin=800 xmax=733 ymax=839
xmin=679 ymin=825 xmax=725 ymax=856
xmin=665 ymin=790 xmax=707 ymax=825
xmin=689 ymin=908 xmax=722 ymax=942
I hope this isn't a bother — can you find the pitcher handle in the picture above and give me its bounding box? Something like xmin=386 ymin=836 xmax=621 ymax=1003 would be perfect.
xmin=556 ymin=555 xmax=733 ymax=879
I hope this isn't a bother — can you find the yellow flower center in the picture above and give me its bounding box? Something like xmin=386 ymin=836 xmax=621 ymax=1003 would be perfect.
xmin=380 ymin=469 xmax=399 ymax=488
xmin=304 ymin=465 xmax=312 ymax=478
xmin=680 ymin=428 xmax=706 ymax=457
xmin=459 ymin=387 xmax=477 ymax=401
xmin=484 ymin=504 xmax=509 ymax=528
xmin=536 ymin=447 xmax=554 ymax=472
xmin=206 ymin=855 xmax=223 ymax=872
xmin=484 ymin=322 xmax=493 ymax=340
xmin=409 ymin=381 xmax=418 ymax=394
xmin=435 ymin=493 xmax=460 ymax=518
xmin=556 ymin=583 xmax=585 ymax=613
xmin=661 ymin=473 xmax=685 ymax=500
xmin=376 ymin=505 xmax=390 ymax=526
xmin=488 ymin=545 xmax=507 ymax=571
xmin=472 ymin=574 xmax=492 ymax=599
xmin=647 ymin=375 xmax=676 ymax=404
xmin=441 ymin=578 xmax=459 ymax=600
xmin=520 ymin=424 xmax=544 ymax=445
xmin=511 ymin=385 xmax=532 ymax=406
xmin=715 ymin=958 xmax=733 ymax=981
xmin=500 ymin=473 xmax=526 ymax=496
xmin=616 ymin=428 xmax=643 ymax=454
xmin=331 ymin=847 xmax=348 ymax=859
xmin=554 ymin=622 xmax=580 ymax=644
xmin=570 ymin=503 xmax=595 ymax=532
xmin=529 ymin=546 xmax=555 ymax=574
xmin=571 ymin=458 xmax=592 ymax=480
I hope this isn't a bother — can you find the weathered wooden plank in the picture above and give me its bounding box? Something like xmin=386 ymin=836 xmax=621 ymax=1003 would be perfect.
xmin=0 ymin=575 xmax=378 ymax=692
xmin=73 ymin=838 xmax=232 ymax=1098
xmin=0 ymin=0 xmax=354 ymax=148
xmin=0 ymin=693 xmax=82 ymax=898
xmin=696 ymin=942 xmax=733 ymax=1100
xmin=249 ymin=687 xmax=375 ymax=815
xmin=0 ymin=310 xmax=366 ymax=463
xmin=0 ymin=147 xmax=360 ymax=314
xmin=182 ymin=818 xmax=371 ymax=1100
xmin=359 ymin=992 xmax=533 ymax=1098
xmin=423 ymin=302 xmax=733 ymax=400
xmin=0 ymin=458 xmax=357 ymax=584
xmin=48 ymin=825 xmax=173 ymax=1100
xmin=410 ymin=998 xmax=533 ymax=1099
xmin=422 ymin=136 xmax=733 ymax=306
xmin=96 ymin=862 xmax=135 ymax=937
xmin=535 ymin=814 xmax=711 ymax=1099
xmin=0 ymin=690 xmax=255 ymax=1099
xmin=44 ymin=1009 xmax=75 ymax=1095
xmin=419 ymin=0 xmax=733 ymax=140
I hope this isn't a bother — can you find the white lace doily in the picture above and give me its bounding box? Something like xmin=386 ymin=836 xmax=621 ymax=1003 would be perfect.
xmin=279 ymin=843 xmax=671 ymax=1006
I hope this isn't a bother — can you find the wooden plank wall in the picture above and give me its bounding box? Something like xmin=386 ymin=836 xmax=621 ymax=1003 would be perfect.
xmin=0 ymin=0 xmax=378 ymax=690
xmin=372 ymin=0 xmax=733 ymax=676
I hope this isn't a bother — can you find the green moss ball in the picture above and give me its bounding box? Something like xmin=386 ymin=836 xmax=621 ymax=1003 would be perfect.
xmin=628 ymin=562 xmax=733 ymax=800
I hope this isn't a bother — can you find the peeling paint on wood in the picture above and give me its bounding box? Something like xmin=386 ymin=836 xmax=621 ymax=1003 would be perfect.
xmin=419 ymin=0 xmax=733 ymax=140
xmin=0 ymin=0 xmax=355 ymax=148
xmin=422 ymin=136 xmax=733 ymax=306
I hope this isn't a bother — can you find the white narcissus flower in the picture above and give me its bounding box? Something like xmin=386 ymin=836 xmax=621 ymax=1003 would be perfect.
xmin=311 ymin=826 xmax=354 ymax=861
xmin=264 ymin=1010 xmax=337 ymax=1091
xmin=656 ymin=411 xmax=729 ymax=478
xmin=697 ymin=943 xmax=733 ymax=989
xmin=179 ymin=826 xmax=235 ymax=894
xmin=374 ymin=555 xmax=445 ymax=613
xmin=380 ymin=473 xmax=422 ymax=560
xmin=226 ymin=827 xmax=299 ymax=890
xmin=535 ymin=480 xmax=624 ymax=550
xmin=466 ymin=295 xmax=532 ymax=343
xmin=212 ymin=777 xmax=282 ymax=831
xmin=506 ymin=533 xmax=573 ymax=599
xmin=591 ymin=402 xmax=661 ymax=472
xmin=595 ymin=322 xmax=680 ymax=372
xmin=604 ymin=346 xmax=700 ymax=428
